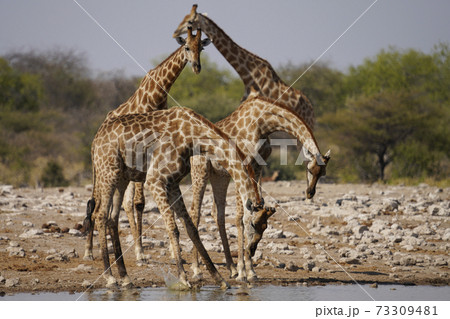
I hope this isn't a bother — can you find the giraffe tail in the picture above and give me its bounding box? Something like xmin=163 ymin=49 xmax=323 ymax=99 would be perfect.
xmin=83 ymin=198 xmax=95 ymax=233
xmin=83 ymin=166 xmax=96 ymax=232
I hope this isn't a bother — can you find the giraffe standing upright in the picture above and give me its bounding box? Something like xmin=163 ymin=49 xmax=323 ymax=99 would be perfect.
xmin=85 ymin=106 xmax=274 ymax=288
xmin=83 ymin=27 xmax=211 ymax=263
xmin=188 ymin=96 xmax=330 ymax=281
xmin=172 ymin=4 xmax=315 ymax=129
xmin=172 ymin=5 xmax=323 ymax=280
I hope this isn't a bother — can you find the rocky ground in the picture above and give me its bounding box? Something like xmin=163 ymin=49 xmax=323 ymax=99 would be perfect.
xmin=0 ymin=181 xmax=448 ymax=296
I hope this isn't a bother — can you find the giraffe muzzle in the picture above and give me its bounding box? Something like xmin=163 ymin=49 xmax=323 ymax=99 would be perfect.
xmin=192 ymin=62 xmax=201 ymax=74
xmin=306 ymin=187 xmax=316 ymax=199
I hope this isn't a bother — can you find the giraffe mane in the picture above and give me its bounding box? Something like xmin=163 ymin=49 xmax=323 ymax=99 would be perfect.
xmin=151 ymin=45 xmax=184 ymax=71
xmin=229 ymin=95 xmax=320 ymax=154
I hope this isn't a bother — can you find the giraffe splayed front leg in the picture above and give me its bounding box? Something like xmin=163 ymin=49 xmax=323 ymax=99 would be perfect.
xmin=209 ymin=171 xmax=238 ymax=278
xmin=148 ymin=179 xmax=190 ymax=289
xmin=189 ymin=155 xmax=210 ymax=280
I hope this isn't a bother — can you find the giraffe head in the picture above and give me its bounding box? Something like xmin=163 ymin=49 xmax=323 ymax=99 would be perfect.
xmin=175 ymin=26 xmax=210 ymax=74
xmin=305 ymin=149 xmax=331 ymax=199
xmin=246 ymin=206 xmax=277 ymax=257
xmin=173 ymin=4 xmax=200 ymax=38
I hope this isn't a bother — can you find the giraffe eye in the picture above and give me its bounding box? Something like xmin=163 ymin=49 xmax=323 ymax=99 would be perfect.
xmin=185 ymin=46 xmax=190 ymax=51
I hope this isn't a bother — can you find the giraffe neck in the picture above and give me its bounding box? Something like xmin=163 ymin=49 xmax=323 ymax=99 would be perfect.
xmin=108 ymin=47 xmax=187 ymax=118
xmin=198 ymin=14 xmax=276 ymax=88
xmin=198 ymin=14 xmax=315 ymax=129
xmin=218 ymin=97 xmax=320 ymax=156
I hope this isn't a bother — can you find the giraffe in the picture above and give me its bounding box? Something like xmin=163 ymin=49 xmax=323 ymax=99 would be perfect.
xmin=84 ymin=106 xmax=275 ymax=289
xmin=188 ymin=96 xmax=330 ymax=281
xmin=172 ymin=4 xmax=315 ymax=130
xmin=83 ymin=27 xmax=211 ymax=263
xmin=172 ymin=5 xmax=324 ymax=279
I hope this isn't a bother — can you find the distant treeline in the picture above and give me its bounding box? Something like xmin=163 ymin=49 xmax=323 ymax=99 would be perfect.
xmin=1 ymin=43 xmax=449 ymax=187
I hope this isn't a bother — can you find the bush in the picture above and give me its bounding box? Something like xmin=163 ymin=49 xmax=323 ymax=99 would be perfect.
xmin=41 ymin=160 xmax=69 ymax=187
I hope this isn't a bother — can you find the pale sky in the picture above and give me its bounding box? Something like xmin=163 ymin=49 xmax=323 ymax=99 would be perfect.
xmin=1 ymin=0 xmax=449 ymax=77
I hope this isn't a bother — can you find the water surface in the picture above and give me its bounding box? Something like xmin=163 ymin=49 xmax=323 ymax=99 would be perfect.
xmin=2 ymin=284 xmax=449 ymax=301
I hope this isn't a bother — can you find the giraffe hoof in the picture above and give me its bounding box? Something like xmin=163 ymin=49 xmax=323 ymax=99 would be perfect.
xmin=83 ymin=254 xmax=94 ymax=261
xmin=192 ymin=272 xmax=203 ymax=281
xmin=121 ymin=279 xmax=134 ymax=289
xmin=229 ymin=267 xmax=238 ymax=278
xmin=105 ymin=277 xmax=118 ymax=289
xmin=236 ymin=275 xmax=247 ymax=283
xmin=219 ymin=280 xmax=230 ymax=290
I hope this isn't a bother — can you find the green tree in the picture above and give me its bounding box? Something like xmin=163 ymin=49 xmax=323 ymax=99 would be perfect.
xmin=41 ymin=160 xmax=69 ymax=187
xmin=0 ymin=58 xmax=43 ymax=112
xmin=326 ymin=45 xmax=450 ymax=182
xmin=324 ymin=91 xmax=426 ymax=181
xmin=278 ymin=61 xmax=347 ymax=116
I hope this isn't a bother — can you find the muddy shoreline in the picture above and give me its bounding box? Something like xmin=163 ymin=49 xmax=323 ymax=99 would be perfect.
xmin=0 ymin=182 xmax=448 ymax=295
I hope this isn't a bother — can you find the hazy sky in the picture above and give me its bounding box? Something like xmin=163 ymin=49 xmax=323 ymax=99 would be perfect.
xmin=1 ymin=0 xmax=449 ymax=77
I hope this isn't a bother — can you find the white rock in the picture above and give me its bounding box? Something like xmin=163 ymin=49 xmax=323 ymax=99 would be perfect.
xmin=73 ymin=264 xmax=93 ymax=271
xmin=22 ymin=221 xmax=34 ymax=227
xmin=265 ymin=228 xmax=285 ymax=239
xmin=433 ymin=257 xmax=448 ymax=266
xmin=315 ymin=254 xmax=328 ymax=263
xmin=303 ymin=261 xmax=315 ymax=271
xmin=9 ymin=241 xmax=20 ymax=247
xmin=370 ymin=219 xmax=387 ymax=233
xmin=69 ymin=229 xmax=82 ymax=236
xmin=200 ymin=234 xmax=215 ymax=242
xmin=428 ymin=205 xmax=440 ymax=216
xmin=382 ymin=198 xmax=400 ymax=211
xmin=7 ymin=247 xmax=25 ymax=257
xmin=283 ymin=231 xmax=299 ymax=238
xmin=353 ymin=225 xmax=369 ymax=234
xmin=226 ymin=225 xmax=238 ymax=238
xmin=399 ymin=256 xmax=416 ymax=266
xmin=369 ymin=204 xmax=384 ymax=215
xmin=5 ymin=278 xmax=19 ymax=287
xmin=442 ymin=229 xmax=450 ymax=241
xmin=19 ymin=228 xmax=43 ymax=238
xmin=413 ymin=224 xmax=435 ymax=236
xmin=0 ymin=185 xmax=13 ymax=195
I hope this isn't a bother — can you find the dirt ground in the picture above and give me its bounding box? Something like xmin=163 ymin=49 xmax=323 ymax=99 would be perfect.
xmin=0 ymin=181 xmax=448 ymax=295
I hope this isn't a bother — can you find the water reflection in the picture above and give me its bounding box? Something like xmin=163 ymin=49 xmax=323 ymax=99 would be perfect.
xmin=2 ymin=284 xmax=450 ymax=301
xmin=85 ymin=288 xmax=142 ymax=301
xmin=82 ymin=285 xmax=260 ymax=301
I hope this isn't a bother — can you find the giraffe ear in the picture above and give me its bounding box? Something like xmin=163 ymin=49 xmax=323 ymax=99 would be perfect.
xmin=324 ymin=149 xmax=331 ymax=161
xmin=201 ymin=38 xmax=211 ymax=47
xmin=176 ymin=37 xmax=186 ymax=46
